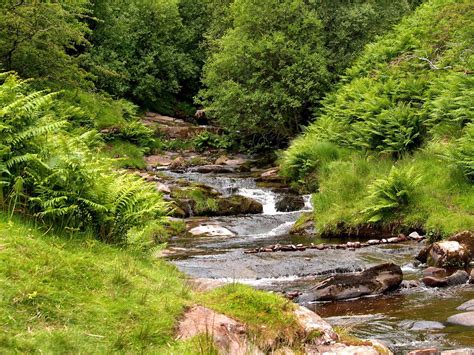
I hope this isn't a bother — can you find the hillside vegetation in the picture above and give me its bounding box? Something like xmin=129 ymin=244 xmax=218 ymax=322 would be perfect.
xmin=281 ymin=0 xmax=474 ymax=238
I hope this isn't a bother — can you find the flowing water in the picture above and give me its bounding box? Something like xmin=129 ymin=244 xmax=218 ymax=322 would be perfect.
xmin=164 ymin=170 xmax=474 ymax=354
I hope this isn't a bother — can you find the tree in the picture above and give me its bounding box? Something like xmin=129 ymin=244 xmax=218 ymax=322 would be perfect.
xmin=198 ymin=0 xmax=329 ymax=147
xmin=313 ymin=0 xmax=420 ymax=78
xmin=0 ymin=1 xmax=91 ymax=88
xmin=86 ymin=0 xmax=198 ymax=113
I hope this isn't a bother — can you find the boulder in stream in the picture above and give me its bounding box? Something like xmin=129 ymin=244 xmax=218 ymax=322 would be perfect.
xmin=428 ymin=241 xmax=471 ymax=268
xmin=275 ymin=195 xmax=305 ymax=212
xmin=298 ymin=263 xmax=403 ymax=302
xmin=448 ymin=230 xmax=474 ymax=258
xmin=188 ymin=225 xmax=236 ymax=237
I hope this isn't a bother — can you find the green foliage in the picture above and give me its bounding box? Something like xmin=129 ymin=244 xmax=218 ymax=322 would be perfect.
xmin=192 ymin=131 xmax=232 ymax=152
xmin=0 ymin=1 xmax=92 ymax=88
xmin=447 ymin=123 xmax=474 ymax=181
xmin=314 ymin=0 xmax=420 ymax=77
xmin=280 ymin=140 xmax=342 ymax=185
xmin=362 ymin=166 xmax=422 ymax=222
xmin=198 ymin=0 xmax=330 ymax=145
xmin=86 ymin=0 xmax=199 ymax=112
xmin=282 ymin=0 xmax=474 ymax=236
xmin=0 ymin=73 xmax=167 ymax=244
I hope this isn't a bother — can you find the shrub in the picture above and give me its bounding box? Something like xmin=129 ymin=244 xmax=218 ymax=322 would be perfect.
xmin=362 ymin=166 xmax=422 ymax=223
xmin=280 ymin=139 xmax=342 ymax=184
xmin=192 ymin=131 xmax=231 ymax=152
xmin=447 ymin=124 xmax=474 ymax=181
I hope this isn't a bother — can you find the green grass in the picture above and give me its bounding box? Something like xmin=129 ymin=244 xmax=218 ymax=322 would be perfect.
xmin=304 ymin=144 xmax=474 ymax=238
xmin=0 ymin=213 xmax=310 ymax=353
xmin=0 ymin=213 xmax=190 ymax=353
xmin=199 ymin=283 xmax=302 ymax=351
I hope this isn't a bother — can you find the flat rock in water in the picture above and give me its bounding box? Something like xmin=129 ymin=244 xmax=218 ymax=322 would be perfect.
xmin=447 ymin=312 xmax=474 ymax=327
xmin=188 ymin=225 xmax=235 ymax=237
xmin=298 ymin=263 xmax=403 ymax=302
xmin=410 ymin=320 xmax=445 ymax=331
xmin=458 ymin=300 xmax=474 ymax=312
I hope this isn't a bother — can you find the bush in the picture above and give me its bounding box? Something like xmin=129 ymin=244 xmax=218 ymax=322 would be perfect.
xmin=192 ymin=131 xmax=231 ymax=152
xmin=198 ymin=0 xmax=329 ymax=146
xmin=362 ymin=166 xmax=422 ymax=222
xmin=447 ymin=123 xmax=474 ymax=181
xmin=280 ymin=139 xmax=342 ymax=185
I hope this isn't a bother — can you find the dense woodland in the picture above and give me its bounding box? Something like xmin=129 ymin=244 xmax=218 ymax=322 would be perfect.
xmin=0 ymin=0 xmax=473 ymax=353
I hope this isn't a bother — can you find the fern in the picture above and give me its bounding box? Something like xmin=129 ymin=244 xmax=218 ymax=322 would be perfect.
xmin=362 ymin=166 xmax=422 ymax=222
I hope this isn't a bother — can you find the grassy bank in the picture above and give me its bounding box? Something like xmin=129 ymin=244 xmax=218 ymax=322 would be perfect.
xmin=0 ymin=213 xmax=304 ymax=353
xmin=281 ymin=0 xmax=474 ymax=238
xmin=0 ymin=213 xmax=190 ymax=353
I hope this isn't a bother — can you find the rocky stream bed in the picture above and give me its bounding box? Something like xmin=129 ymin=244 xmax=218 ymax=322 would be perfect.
xmin=141 ymin=114 xmax=474 ymax=354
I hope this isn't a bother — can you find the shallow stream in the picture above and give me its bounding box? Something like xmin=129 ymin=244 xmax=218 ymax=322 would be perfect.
xmin=164 ymin=170 xmax=474 ymax=354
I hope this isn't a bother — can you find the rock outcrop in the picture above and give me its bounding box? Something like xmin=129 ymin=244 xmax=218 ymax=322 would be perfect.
xmin=177 ymin=305 xmax=249 ymax=355
xmin=298 ymin=263 xmax=403 ymax=302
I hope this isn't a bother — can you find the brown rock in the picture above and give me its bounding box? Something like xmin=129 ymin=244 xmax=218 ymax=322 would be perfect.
xmin=428 ymin=241 xmax=470 ymax=268
xmin=449 ymin=231 xmax=474 ymax=258
xmin=293 ymin=305 xmax=338 ymax=344
xmin=423 ymin=270 xmax=469 ymax=288
xmin=215 ymin=155 xmax=228 ymax=165
xmin=257 ymin=167 xmax=282 ymax=182
xmin=423 ymin=267 xmax=447 ymax=278
xmin=170 ymin=156 xmax=187 ymax=169
xmin=408 ymin=349 xmax=439 ymax=355
xmin=422 ymin=276 xmax=449 ymax=288
xmin=177 ymin=305 xmax=249 ymax=355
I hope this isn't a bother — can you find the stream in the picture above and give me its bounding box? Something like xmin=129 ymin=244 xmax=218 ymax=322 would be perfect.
xmin=164 ymin=170 xmax=474 ymax=354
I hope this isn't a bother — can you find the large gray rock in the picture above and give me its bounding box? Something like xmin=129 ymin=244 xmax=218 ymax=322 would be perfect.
xmin=298 ymin=263 xmax=403 ymax=302
xmin=428 ymin=241 xmax=471 ymax=268
xmin=447 ymin=312 xmax=474 ymax=327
